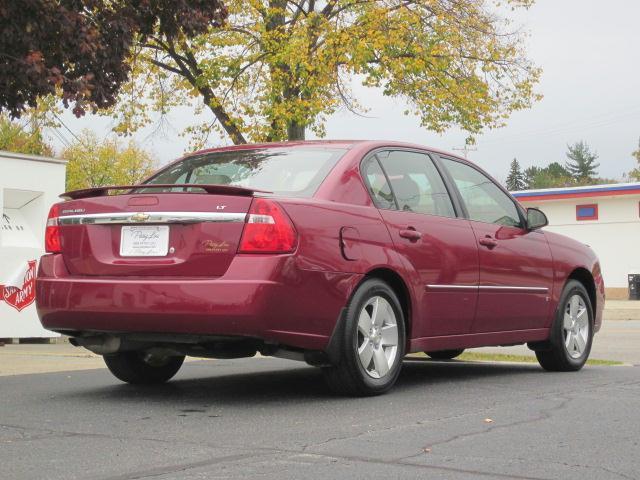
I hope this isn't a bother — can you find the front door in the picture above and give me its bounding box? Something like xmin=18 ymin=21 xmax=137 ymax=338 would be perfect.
xmin=362 ymin=150 xmax=479 ymax=338
xmin=439 ymin=157 xmax=554 ymax=333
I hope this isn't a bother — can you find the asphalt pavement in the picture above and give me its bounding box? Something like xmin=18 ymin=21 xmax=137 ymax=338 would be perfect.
xmin=1 ymin=356 xmax=639 ymax=480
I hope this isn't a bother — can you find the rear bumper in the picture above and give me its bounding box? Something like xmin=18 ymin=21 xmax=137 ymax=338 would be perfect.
xmin=36 ymin=254 xmax=362 ymax=351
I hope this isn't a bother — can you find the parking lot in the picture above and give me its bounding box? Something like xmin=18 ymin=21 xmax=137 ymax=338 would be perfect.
xmin=1 ymin=303 xmax=639 ymax=480
xmin=0 ymin=354 xmax=638 ymax=480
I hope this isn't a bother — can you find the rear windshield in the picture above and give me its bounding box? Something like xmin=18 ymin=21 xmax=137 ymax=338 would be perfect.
xmin=143 ymin=147 xmax=347 ymax=197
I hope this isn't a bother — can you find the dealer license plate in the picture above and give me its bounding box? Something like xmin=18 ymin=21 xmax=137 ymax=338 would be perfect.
xmin=120 ymin=225 xmax=169 ymax=257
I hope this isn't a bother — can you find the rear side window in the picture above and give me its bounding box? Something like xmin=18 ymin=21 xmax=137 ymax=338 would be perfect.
xmin=145 ymin=147 xmax=346 ymax=197
xmin=441 ymin=158 xmax=522 ymax=228
xmin=378 ymin=151 xmax=455 ymax=217
xmin=361 ymin=157 xmax=396 ymax=209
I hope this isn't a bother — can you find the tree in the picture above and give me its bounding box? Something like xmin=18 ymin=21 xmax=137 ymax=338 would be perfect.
xmin=0 ymin=0 xmax=227 ymax=118
xmin=629 ymin=138 xmax=640 ymax=181
xmin=524 ymin=162 xmax=572 ymax=189
xmin=505 ymin=158 xmax=526 ymax=191
xmin=546 ymin=162 xmax=570 ymax=179
xmin=62 ymin=130 xmax=156 ymax=191
xmin=565 ymin=141 xmax=599 ymax=181
xmin=111 ymin=0 xmax=541 ymax=146
xmin=523 ymin=166 xmax=541 ymax=188
xmin=0 ymin=115 xmax=53 ymax=156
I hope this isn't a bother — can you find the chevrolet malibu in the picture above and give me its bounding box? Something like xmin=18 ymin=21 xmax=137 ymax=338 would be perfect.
xmin=36 ymin=141 xmax=604 ymax=396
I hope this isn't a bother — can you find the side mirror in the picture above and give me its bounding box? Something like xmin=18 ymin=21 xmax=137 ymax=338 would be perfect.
xmin=527 ymin=208 xmax=548 ymax=230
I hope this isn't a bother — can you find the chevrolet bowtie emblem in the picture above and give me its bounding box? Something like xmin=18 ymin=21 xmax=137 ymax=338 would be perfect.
xmin=130 ymin=212 xmax=151 ymax=222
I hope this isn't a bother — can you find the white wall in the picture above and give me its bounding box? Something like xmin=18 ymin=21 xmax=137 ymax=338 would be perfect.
xmin=0 ymin=151 xmax=66 ymax=337
xmin=524 ymin=195 xmax=640 ymax=288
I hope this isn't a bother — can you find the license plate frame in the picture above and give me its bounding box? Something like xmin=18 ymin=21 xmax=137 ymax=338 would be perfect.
xmin=120 ymin=225 xmax=169 ymax=257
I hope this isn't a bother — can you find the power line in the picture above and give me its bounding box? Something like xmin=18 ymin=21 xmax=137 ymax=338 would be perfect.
xmin=50 ymin=126 xmax=71 ymax=148
xmin=478 ymin=106 xmax=640 ymax=146
xmin=52 ymin=112 xmax=84 ymax=145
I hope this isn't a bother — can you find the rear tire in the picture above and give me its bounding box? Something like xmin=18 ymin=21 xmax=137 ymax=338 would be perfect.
xmin=104 ymin=351 xmax=185 ymax=384
xmin=535 ymin=280 xmax=593 ymax=372
xmin=425 ymin=349 xmax=464 ymax=360
xmin=322 ymin=278 xmax=406 ymax=396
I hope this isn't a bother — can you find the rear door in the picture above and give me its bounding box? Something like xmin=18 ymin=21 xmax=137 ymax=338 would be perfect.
xmin=362 ymin=149 xmax=479 ymax=338
xmin=438 ymin=157 xmax=554 ymax=333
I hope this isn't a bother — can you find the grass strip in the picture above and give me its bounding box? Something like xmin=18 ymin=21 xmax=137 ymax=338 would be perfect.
xmin=408 ymin=351 xmax=623 ymax=366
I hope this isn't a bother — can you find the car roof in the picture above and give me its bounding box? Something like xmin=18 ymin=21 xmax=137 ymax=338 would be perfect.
xmin=189 ymin=140 xmax=468 ymax=163
xmin=191 ymin=140 xmax=360 ymax=155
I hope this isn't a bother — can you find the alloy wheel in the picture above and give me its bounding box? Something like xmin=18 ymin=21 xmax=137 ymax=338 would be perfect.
xmin=356 ymin=296 xmax=399 ymax=378
xmin=563 ymin=294 xmax=590 ymax=359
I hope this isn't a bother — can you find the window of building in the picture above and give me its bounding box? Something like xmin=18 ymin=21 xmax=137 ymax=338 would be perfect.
xmin=576 ymin=204 xmax=598 ymax=221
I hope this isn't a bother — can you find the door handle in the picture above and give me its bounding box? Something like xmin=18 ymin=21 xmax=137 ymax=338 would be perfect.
xmin=399 ymin=228 xmax=422 ymax=241
xmin=479 ymin=236 xmax=498 ymax=249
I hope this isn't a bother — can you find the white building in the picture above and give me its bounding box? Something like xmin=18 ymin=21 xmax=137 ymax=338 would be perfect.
xmin=0 ymin=150 xmax=67 ymax=338
xmin=513 ymin=182 xmax=640 ymax=299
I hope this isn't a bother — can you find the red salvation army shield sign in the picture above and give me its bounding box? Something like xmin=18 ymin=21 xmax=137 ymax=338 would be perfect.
xmin=1 ymin=260 xmax=37 ymax=312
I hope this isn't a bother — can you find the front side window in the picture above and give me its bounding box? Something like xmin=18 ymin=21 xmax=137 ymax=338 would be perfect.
xmin=377 ymin=151 xmax=456 ymax=217
xmin=144 ymin=147 xmax=346 ymax=197
xmin=441 ymin=158 xmax=522 ymax=228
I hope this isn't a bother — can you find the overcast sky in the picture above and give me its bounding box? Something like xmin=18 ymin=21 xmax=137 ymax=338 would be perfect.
xmin=52 ymin=0 xmax=640 ymax=183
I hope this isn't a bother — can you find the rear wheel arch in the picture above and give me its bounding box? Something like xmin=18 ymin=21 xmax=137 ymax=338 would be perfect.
xmin=324 ymin=267 xmax=412 ymax=365
xmin=322 ymin=276 xmax=406 ymax=395
xmin=362 ymin=268 xmax=412 ymax=339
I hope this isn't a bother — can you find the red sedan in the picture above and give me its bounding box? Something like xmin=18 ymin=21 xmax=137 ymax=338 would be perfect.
xmin=37 ymin=141 xmax=604 ymax=395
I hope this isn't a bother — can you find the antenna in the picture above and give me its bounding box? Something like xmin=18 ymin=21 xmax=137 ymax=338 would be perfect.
xmin=452 ymin=145 xmax=477 ymax=159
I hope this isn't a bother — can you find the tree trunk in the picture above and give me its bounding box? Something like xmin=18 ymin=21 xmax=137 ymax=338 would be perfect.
xmin=205 ymin=98 xmax=247 ymax=145
xmin=287 ymin=121 xmax=305 ymax=141
xmin=162 ymin=45 xmax=248 ymax=145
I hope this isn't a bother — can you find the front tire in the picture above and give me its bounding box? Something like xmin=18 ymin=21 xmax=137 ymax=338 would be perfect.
xmin=322 ymin=278 xmax=406 ymax=396
xmin=104 ymin=351 xmax=185 ymax=384
xmin=535 ymin=280 xmax=594 ymax=372
xmin=425 ymin=349 xmax=464 ymax=360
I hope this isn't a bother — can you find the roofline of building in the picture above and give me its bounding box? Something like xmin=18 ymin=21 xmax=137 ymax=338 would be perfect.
xmin=512 ymin=182 xmax=640 ymax=202
xmin=0 ymin=149 xmax=67 ymax=165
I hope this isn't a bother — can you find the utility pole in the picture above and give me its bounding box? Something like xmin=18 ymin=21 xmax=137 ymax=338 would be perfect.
xmin=452 ymin=145 xmax=477 ymax=159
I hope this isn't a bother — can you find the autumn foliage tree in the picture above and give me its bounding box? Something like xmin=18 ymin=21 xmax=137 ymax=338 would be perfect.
xmin=0 ymin=0 xmax=227 ymax=118
xmin=0 ymin=114 xmax=54 ymax=156
xmin=63 ymin=130 xmax=156 ymax=191
xmin=111 ymin=0 xmax=541 ymax=146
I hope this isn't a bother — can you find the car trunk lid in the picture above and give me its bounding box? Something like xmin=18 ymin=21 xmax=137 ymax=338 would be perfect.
xmin=57 ymin=187 xmax=254 ymax=277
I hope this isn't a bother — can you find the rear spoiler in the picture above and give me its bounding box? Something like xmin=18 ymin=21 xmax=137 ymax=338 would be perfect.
xmin=60 ymin=184 xmax=271 ymax=200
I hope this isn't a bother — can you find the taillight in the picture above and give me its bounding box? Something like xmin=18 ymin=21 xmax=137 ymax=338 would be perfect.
xmin=45 ymin=203 xmax=62 ymax=253
xmin=238 ymin=198 xmax=297 ymax=254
